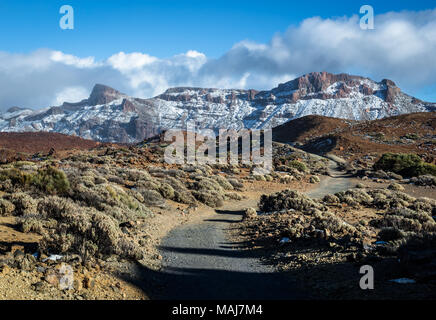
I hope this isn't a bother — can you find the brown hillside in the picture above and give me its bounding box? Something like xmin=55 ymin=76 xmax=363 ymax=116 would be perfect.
xmin=273 ymin=112 xmax=436 ymax=161
xmin=0 ymin=132 xmax=100 ymax=163
xmin=272 ymin=115 xmax=351 ymax=143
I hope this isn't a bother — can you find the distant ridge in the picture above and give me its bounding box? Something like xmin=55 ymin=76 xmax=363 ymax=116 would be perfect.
xmin=1 ymin=72 xmax=434 ymax=143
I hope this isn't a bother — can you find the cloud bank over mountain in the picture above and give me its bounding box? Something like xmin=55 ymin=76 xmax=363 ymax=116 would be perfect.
xmin=1 ymin=9 xmax=436 ymax=111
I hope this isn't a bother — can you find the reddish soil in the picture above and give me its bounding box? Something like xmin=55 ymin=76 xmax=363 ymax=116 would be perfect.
xmin=0 ymin=132 xmax=101 ymax=162
xmin=272 ymin=115 xmax=350 ymax=143
xmin=273 ymin=113 xmax=436 ymax=161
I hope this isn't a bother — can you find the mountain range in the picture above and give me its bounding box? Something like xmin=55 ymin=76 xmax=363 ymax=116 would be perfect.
xmin=1 ymin=72 xmax=434 ymax=143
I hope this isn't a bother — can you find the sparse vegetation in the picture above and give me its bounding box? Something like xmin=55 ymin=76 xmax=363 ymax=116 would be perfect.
xmin=287 ymin=160 xmax=308 ymax=173
xmin=32 ymin=166 xmax=70 ymax=195
xmin=374 ymin=153 xmax=436 ymax=177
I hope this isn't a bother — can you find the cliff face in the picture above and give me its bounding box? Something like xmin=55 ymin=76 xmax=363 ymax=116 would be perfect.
xmin=1 ymin=72 xmax=434 ymax=143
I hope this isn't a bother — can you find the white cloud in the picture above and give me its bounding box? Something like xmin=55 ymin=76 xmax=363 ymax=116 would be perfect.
xmin=52 ymin=86 xmax=89 ymax=105
xmin=50 ymin=51 xmax=98 ymax=68
xmin=107 ymin=52 xmax=157 ymax=71
xmin=1 ymin=8 xmax=436 ymax=112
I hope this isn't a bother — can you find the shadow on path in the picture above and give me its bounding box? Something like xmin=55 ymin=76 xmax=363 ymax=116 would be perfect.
xmin=124 ymin=159 xmax=353 ymax=300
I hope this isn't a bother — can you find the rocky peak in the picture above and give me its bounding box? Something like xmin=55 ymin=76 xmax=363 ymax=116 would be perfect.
xmin=381 ymin=79 xmax=397 ymax=87
xmin=276 ymin=72 xmax=364 ymax=94
xmin=156 ymin=87 xmax=254 ymax=104
xmin=6 ymin=106 xmax=27 ymax=113
xmin=380 ymin=79 xmax=400 ymax=103
xmin=1 ymin=73 xmax=433 ymax=144
xmin=88 ymin=84 xmax=124 ymax=106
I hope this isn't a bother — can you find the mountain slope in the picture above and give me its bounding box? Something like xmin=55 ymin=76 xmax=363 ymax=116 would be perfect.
xmin=1 ymin=72 xmax=434 ymax=143
xmin=273 ymin=112 xmax=436 ymax=161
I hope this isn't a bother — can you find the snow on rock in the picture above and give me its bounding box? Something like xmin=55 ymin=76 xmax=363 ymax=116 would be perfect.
xmin=0 ymin=72 xmax=434 ymax=143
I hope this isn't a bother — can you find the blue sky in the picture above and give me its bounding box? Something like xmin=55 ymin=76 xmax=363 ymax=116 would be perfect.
xmin=1 ymin=0 xmax=435 ymax=58
xmin=0 ymin=0 xmax=436 ymax=109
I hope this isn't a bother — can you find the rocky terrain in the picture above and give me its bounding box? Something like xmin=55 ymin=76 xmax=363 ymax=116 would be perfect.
xmin=0 ymin=131 xmax=330 ymax=299
xmin=1 ymin=72 xmax=434 ymax=143
xmin=235 ymin=181 xmax=436 ymax=299
xmin=0 ymin=108 xmax=434 ymax=300
xmin=273 ymin=112 xmax=436 ymax=162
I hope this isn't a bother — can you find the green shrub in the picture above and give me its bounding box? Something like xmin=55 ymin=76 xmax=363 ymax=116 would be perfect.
xmin=287 ymin=160 xmax=308 ymax=173
xmin=32 ymin=166 xmax=70 ymax=195
xmin=403 ymin=133 xmax=420 ymax=140
xmin=374 ymin=153 xmax=436 ymax=177
xmin=0 ymin=168 xmax=33 ymax=188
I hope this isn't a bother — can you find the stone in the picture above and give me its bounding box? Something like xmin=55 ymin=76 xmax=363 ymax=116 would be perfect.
xmin=73 ymin=279 xmax=83 ymax=291
xmin=32 ymin=281 xmax=47 ymax=293
xmin=45 ymin=271 xmax=59 ymax=287
xmin=0 ymin=264 xmax=10 ymax=275
xmin=84 ymin=276 xmax=95 ymax=289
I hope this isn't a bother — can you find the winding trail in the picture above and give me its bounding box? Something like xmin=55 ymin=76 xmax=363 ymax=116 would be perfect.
xmin=307 ymin=160 xmax=354 ymax=199
xmin=156 ymin=160 xmax=353 ymax=300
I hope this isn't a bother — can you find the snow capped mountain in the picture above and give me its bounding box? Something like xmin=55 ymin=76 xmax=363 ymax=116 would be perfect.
xmin=1 ymin=72 xmax=434 ymax=143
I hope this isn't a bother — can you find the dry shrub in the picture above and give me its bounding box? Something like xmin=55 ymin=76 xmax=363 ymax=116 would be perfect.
xmin=37 ymin=196 xmax=142 ymax=261
xmin=192 ymin=190 xmax=224 ymax=207
xmin=139 ymin=189 xmax=166 ymax=207
xmin=226 ymin=192 xmax=243 ymax=201
xmin=280 ymin=175 xmax=294 ymax=184
xmin=371 ymin=205 xmax=436 ymax=248
xmin=212 ymin=175 xmax=234 ymax=191
xmin=192 ymin=177 xmax=224 ymax=194
xmin=410 ymin=175 xmax=436 ymax=187
xmin=264 ymin=175 xmax=274 ymax=182
xmin=0 ymin=168 xmax=33 ymax=189
xmin=163 ymin=176 xmax=188 ymax=193
xmin=253 ymin=175 xmax=266 ymax=181
xmin=259 ymin=189 xmax=322 ymax=212
xmin=388 ymin=183 xmax=405 ymax=191
xmin=174 ymin=190 xmax=196 ymax=204
xmin=314 ymin=211 xmax=358 ymax=236
xmin=72 ymin=183 xmax=117 ymax=210
xmin=18 ymin=214 xmax=46 ymax=234
xmin=322 ymin=194 xmax=340 ymax=205
xmin=411 ymin=197 xmax=436 ymax=215
xmin=8 ymin=193 xmax=38 ymax=215
xmin=309 ymin=176 xmax=320 ymax=184
xmin=158 ymin=183 xmax=175 ymax=199
xmin=243 ymin=208 xmax=257 ymax=220
xmin=227 ymin=178 xmax=244 ymax=190
xmin=335 ymin=189 xmax=373 ymax=207
xmin=136 ymin=179 xmax=161 ymax=191
xmin=0 ymin=199 xmax=15 ymax=216
xmin=287 ymin=160 xmax=308 ymax=173
xmin=121 ymin=168 xmax=152 ymax=182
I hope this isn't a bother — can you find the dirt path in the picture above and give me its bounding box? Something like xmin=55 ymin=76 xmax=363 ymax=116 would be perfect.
xmin=156 ymin=197 xmax=307 ymax=299
xmin=156 ymin=161 xmax=353 ymax=300
xmin=307 ymin=160 xmax=354 ymax=199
